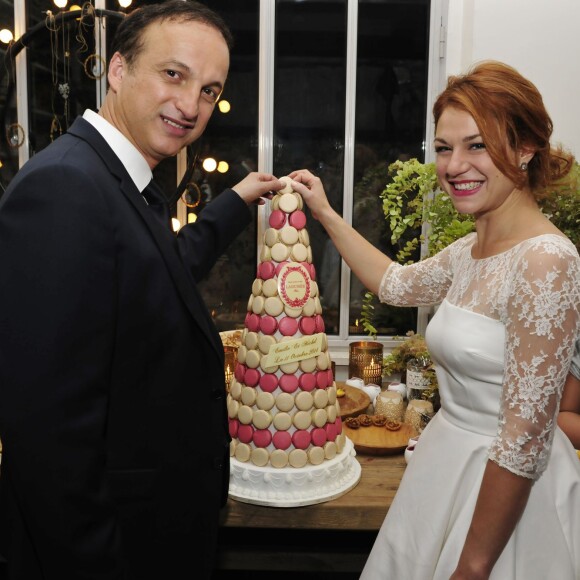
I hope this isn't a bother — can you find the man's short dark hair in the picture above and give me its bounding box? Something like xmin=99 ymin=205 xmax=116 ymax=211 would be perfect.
xmin=111 ymin=0 xmax=234 ymax=68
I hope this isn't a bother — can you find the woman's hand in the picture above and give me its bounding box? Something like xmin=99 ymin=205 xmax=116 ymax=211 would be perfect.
xmin=288 ymin=169 xmax=333 ymax=222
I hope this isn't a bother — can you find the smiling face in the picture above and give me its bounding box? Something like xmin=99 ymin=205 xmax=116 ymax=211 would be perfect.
xmin=434 ymin=107 xmax=529 ymax=218
xmin=104 ymin=19 xmax=229 ymax=169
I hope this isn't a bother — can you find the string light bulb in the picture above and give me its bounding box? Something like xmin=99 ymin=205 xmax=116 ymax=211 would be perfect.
xmin=53 ymin=0 xmax=68 ymax=8
xmin=118 ymin=0 xmax=133 ymax=7
xmin=0 ymin=29 xmax=13 ymax=44
xmin=217 ymin=161 xmax=229 ymax=174
xmin=202 ymin=157 xmax=217 ymax=173
xmin=218 ymin=100 xmax=231 ymax=114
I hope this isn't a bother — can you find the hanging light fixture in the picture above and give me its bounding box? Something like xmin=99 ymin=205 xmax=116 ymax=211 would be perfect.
xmin=53 ymin=0 xmax=68 ymax=9
xmin=118 ymin=0 xmax=133 ymax=7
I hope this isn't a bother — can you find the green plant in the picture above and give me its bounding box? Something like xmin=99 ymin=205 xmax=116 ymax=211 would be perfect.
xmin=539 ymin=160 xmax=580 ymax=252
xmin=381 ymin=158 xmax=475 ymax=263
xmin=360 ymin=290 xmax=378 ymax=339
xmin=382 ymin=332 xmax=430 ymax=376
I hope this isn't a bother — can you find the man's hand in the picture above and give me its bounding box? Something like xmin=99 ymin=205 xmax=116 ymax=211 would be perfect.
xmin=232 ymin=172 xmax=283 ymax=206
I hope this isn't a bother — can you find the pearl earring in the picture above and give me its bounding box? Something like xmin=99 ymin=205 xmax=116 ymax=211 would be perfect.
xmin=520 ymin=162 xmax=528 ymax=171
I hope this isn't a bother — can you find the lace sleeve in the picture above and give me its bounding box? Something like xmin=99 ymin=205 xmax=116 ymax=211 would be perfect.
xmin=489 ymin=238 xmax=580 ymax=479
xmin=377 ymin=235 xmax=473 ymax=307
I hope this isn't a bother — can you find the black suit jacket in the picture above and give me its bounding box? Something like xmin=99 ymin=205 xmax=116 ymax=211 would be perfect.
xmin=0 ymin=118 xmax=250 ymax=579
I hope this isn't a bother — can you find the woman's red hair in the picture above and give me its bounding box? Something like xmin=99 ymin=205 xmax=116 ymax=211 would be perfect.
xmin=433 ymin=61 xmax=574 ymax=196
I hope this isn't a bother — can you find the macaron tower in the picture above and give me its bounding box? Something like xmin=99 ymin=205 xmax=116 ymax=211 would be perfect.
xmin=227 ymin=176 xmax=361 ymax=507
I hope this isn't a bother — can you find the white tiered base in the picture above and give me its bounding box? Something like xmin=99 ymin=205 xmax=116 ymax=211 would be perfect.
xmin=228 ymin=437 xmax=361 ymax=507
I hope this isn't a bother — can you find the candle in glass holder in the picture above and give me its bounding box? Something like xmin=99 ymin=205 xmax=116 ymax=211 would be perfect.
xmin=375 ymin=391 xmax=404 ymax=422
xmin=223 ymin=345 xmax=237 ymax=391
xmin=404 ymin=399 xmax=434 ymax=433
xmin=349 ymin=341 xmax=383 ymax=385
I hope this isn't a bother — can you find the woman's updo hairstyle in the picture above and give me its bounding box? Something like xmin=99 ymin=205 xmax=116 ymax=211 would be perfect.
xmin=433 ymin=60 xmax=574 ymax=197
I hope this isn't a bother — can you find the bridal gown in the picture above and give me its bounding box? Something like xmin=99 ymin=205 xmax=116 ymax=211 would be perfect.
xmin=361 ymin=233 xmax=580 ymax=580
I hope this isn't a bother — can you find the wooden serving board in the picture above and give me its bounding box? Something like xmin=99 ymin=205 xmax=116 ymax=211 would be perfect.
xmin=337 ymin=384 xmax=371 ymax=419
xmin=343 ymin=422 xmax=417 ymax=455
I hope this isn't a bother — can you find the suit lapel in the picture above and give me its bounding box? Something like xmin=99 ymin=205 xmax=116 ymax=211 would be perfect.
xmin=68 ymin=118 xmax=224 ymax=363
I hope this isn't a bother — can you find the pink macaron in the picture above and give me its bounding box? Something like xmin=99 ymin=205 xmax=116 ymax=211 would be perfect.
xmin=273 ymin=431 xmax=292 ymax=450
xmin=259 ymin=315 xmax=278 ymax=335
xmin=269 ymin=209 xmax=287 ymax=229
xmin=244 ymin=368 xmax=260 ymax=387
xmin=245 ymin=313 xmax=260 ymax=333
xmin=278 ymin=316 xmax=299 ymax=337
xmin=325 ymin=421 xmax=337 ymax=441
xmin=292 ymin=429 xmax=312 ymax=450
xmin=279 ymin=374 xmax=299 ymax=393
xmin=288 ymin=210 xmax=306 ymax=230
xmin=234 ymin=363 xmax=246 ymax=382
xmin=316 ymin=371 xmax=329 ymax=389
xmin=253 ymin=429 xmax=273 ymax=448
xmin=259 ymin=373 xmax=278 ymax=393
xmin=259 ymin=261 xmax=276 ymax=280
xmin=228 ymin=419 xmax=239 ymax=438
xmin=299 ymin=373 xmax=317 ymax=391
xmin=314 ymin=314 xmax=325 ymax=333
xmin=311 ymin=427 xmax=327 ymax=447
xmin=237 ymin=424 xmax=254 ymax=444
xmin=299 ymin=316 xmax=316 ymax=335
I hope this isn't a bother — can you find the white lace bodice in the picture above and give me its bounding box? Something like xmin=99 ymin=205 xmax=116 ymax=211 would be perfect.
xmin=379 ymin=233 xmax=580 ymax=478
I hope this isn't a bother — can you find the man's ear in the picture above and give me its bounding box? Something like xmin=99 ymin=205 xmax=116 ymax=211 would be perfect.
xmin=107 ymin=52 xmax=125 ymax=92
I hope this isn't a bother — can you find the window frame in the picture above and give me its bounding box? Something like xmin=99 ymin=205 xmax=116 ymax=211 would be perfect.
xmin=10 ymin=0 xmax=448 ymax=369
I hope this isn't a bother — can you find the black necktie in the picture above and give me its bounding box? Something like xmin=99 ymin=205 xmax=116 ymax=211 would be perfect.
xmin=142 ymin=179 xmax=171 ymax=229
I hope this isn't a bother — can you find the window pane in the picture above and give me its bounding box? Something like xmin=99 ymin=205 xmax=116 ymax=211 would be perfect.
xmin=349 ymin=0 xmax=429 ymax=336
xmin=272 ymin=0 xmax=348 ymax=336
xmin=195 ymin=0 xmax=261 ymax=332
xmin=24 ymin=0 xmax=104 ymax=158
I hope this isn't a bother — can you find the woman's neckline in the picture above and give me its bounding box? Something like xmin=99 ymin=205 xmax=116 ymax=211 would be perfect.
xmin=469 ymin=232 xmax=568 ymax=261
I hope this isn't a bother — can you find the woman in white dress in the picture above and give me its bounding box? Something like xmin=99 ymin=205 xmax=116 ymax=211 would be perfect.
xmin=290 ymin=61 xmax=580 ymax=579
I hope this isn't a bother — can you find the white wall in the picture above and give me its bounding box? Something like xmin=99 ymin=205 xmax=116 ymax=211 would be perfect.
xmin=445 ymin=0 xmax=580 ymax=157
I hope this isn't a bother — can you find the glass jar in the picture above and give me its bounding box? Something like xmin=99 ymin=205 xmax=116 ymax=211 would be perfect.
xmin=406 ymin=356 xmax=433 ymax=401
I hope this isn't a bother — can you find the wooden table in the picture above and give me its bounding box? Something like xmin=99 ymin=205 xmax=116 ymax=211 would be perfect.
xmin=214 ymin=454 xmax=407 ymax=575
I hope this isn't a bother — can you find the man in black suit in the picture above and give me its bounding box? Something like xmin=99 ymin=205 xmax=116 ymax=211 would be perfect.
xmin=0 ymin=2 xmax=281 ymax=578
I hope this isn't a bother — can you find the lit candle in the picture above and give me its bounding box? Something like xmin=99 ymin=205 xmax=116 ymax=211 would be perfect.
xmin=363 ymin=357 xmax=381 ymax=384
xmin=224 ymin=363 xmax=234 ymax=391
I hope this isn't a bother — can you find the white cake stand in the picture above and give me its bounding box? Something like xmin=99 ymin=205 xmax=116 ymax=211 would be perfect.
xmin=228 ymin=437 xmax=362 ymax=508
